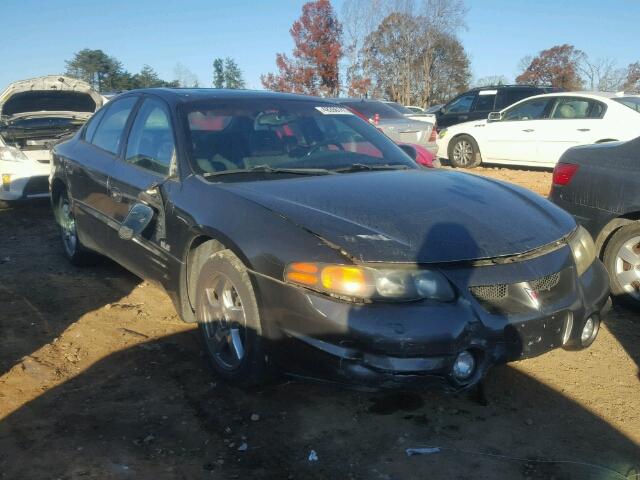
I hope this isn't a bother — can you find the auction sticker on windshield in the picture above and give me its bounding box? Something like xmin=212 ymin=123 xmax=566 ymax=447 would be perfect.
xmin=315 ymin=106 xmax=353 ymax=115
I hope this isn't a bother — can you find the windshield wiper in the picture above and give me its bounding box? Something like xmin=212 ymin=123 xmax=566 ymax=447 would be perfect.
xmin=334 ymin=163 xmax=411 ymax=173
xmin=203 ymin=164 xmax=335 ymax=178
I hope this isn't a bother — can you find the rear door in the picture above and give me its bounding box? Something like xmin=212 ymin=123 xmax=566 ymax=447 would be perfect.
xmin=535 ymin=96 xmax=607 ymax=165
xmin=67 ymin=96 xmax=139 ymax=254
xmin=106 ymin=95 xmax=179 ymax=281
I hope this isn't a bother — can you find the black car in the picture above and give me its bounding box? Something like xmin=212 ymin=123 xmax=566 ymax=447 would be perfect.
xmin=435 ymin=85 xmax=560 ymax=129
xmin=549 ymin=135 xmax=640 ymax=309
xmin=51 ymin=88 xmax=610 ymax=391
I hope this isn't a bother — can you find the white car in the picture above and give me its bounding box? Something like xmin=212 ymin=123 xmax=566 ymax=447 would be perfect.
xmin=0 ymin=75 xmax=103 ymax=207
xmin=437 ymin=92 xmax=640 ymax=168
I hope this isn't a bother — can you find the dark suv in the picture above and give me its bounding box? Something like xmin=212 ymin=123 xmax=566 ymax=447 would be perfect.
xmin=435 ymin=85 xmax=560 ymax=129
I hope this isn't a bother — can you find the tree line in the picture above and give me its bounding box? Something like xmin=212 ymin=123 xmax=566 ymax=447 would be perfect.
xmin=63 ymin=1 xmax=640 ymax=103
xmin=64 ymin=50 xmax=246 ymax=93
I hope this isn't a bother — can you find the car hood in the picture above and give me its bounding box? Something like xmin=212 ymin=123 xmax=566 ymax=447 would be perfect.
xmin=0 ymin=75 xmax=103 ymax=120
xmin=221 ymin=169 xmax=576 ymax=263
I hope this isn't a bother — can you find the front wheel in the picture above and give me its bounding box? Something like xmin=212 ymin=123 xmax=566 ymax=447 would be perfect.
xmin=56 ymin=190 xmax=97 ymax=266
xmin=195 ymin=249 xmax=270 ymax=386
xmin=603 ymin=223 xmax=640 ymax=309
xmin=448 ymin=135 xmax=482 ymax=168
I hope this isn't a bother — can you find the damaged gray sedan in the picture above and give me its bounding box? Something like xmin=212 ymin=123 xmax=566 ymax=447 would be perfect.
xmin=50 ymin=89 xmax=610 ymax=391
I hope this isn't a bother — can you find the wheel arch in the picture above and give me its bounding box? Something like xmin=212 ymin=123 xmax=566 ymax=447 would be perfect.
xmin=595 ymin=212 xmax=640 ymax=258
xmin=180 ymin=228 xmax=254 ymax=323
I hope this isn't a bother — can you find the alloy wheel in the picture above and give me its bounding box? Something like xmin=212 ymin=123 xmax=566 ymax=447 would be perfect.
xmin=452 ymin=139 xmax=473 ymax=166
xmin=60 ymin=199 xmax=78 ymax=257
xmin=200 ymin=273 xmax=247 ymax=370
xmin=614 ymin=235 xmax=640 ymax=300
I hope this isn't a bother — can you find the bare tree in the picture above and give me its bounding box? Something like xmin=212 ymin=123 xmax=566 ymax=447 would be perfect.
xmin=623 ymin=62 xmax=640 ymax=93
xmin=474 ymin=75 xmax=510 ymax=87
xmin=173 ymin=63 xmax=199 ymax=88
xmin=580 ymin=57 xmax=625 ymax=91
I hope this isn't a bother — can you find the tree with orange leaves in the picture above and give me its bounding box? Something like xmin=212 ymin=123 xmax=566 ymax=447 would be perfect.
xmin=261 ymin=0 xmax=343 ymax=96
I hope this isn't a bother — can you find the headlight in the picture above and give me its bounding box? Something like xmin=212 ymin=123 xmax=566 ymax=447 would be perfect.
xmin=285 ymin=262 xmax=455 ymax=302
xmin=438 ymin=129 xmax=448 ymax=139
xmin=567 ymin=225 xmax=596 ymax=276
xmin=0 ymin=146 xmax=29 ymax=162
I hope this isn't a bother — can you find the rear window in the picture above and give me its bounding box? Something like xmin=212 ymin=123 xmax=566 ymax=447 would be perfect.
xmin=2 ymin=91 xmax=96 ymax=116
xmin=615 ymin=97 xmax=640 ymax=113
xmin=340 ymin=101 xmax=405 ymax=120
xmin=385 ymin=102 xmax=414 ymax=115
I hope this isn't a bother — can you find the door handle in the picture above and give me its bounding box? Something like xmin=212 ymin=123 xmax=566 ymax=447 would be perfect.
xmin=577 ymin=128 xmax=590 ymax=132
xmin=110 ymin=187 xmax=123 ymax=203
xmin=459 ymin=115 xmax=468 ymax=120
xmin=522 ymin=129 xmax=534 ymax=132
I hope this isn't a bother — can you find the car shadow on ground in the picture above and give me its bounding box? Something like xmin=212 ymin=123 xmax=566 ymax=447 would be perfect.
xmin=0 ymin=202 xmax=140 ymax=375
xmin=605 ymin=303 xmax=640 ymax=374
xmin=0 ymin=330 xmax=639 ymax=479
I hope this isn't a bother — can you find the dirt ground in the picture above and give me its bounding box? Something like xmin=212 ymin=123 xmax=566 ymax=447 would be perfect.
xmin=1 ymin=168 xmax=639 ymax=480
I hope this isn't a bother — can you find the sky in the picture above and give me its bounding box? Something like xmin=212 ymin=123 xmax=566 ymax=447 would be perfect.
xmin=0 ymin=0 xmax=638 ymax=91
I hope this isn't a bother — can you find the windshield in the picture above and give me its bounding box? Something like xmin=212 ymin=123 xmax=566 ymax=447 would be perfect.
xmin=615 ymin=97 xmax=640 ymax=113
xmin=182 ymin=99 xmax=416 ymax=178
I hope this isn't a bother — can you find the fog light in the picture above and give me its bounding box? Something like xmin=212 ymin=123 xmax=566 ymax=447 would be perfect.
xmin=580 ymin=316 xmax=599 ymax=347
xmin=2 ymin=174 xmax=10 ymax=191
xmin=452 ymin=351 xmax=475 ymax=381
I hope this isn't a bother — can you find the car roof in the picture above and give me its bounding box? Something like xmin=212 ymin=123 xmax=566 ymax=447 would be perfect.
xmin=113 ymin=88 xmax=338 ymax=105
xmin=515 ymin=91 xmax=640 ymax=101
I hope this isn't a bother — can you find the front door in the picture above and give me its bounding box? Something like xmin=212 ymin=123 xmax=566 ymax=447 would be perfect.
xmin=106 ymin=96 xmax=178 ymax=282
xmin=482 ymin=96 xmax=554 ymax=164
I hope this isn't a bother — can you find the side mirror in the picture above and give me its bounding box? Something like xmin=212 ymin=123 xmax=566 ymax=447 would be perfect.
xmin=118 ymin=203 xmax=155 ymax=240
xmin=487 ymin=111 xmax=503 ymax=123
xmin=398 ymin=144 xmax=417 ymax=161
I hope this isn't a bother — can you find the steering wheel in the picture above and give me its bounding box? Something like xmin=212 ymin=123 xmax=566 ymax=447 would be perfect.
xmin=306 ymin=139 xmax=346 ymax=156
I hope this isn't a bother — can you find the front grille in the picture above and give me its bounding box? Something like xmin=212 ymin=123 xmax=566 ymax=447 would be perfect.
xmin=470 ymin=284 xmax=508 ymax=301
xmin=470 ymin=269 xmax=569 ymax=314
xmin=530 ymin=272 xmax=560 ymax=292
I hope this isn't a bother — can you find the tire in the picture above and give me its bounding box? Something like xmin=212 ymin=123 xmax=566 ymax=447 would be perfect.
xmin=0 ymin=200 xmax=11 ymax=210
xmin=195 ymin=249 xmax=270 ymax=387
xmin=448 ymin=134 xmax=482 ymax=168
xmin=56 ymin=190 xmax=98 ymax=266
xmin=603 ymin=223 xmax=640 ymax=310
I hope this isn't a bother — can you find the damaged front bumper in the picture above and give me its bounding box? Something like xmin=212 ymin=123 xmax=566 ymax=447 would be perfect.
xmin=254 ymin=243 xmax=610 ymax=392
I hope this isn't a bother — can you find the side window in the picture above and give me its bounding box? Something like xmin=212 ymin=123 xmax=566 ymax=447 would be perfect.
xmin=124 ymin=98 xmax=175 ymax=176
xmin=551 ymin=98 xmax=605 ymax=119
xmin=83 ymin=107 xmax=107 ymax=142
xmin=473 ymin=91 xmax=497 ymax=112
xmin=91 ymin=97 xmax=138 ymax=154
xmin=502 ymin=98 xmax=551 ymax=121
xmin=446 ymin=93 xmax=477 ymax=114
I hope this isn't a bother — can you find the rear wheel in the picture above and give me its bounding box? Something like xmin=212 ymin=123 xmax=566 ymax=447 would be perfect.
xmin=195 ymin=249 xmax=270 ymax=386
xmin=603 ymin=223 xmax=640 ymax=309
xmin=56 ymin=190 xmax=97 ymax=266
xmin=449 ymin=135 xmax=482 ymax=168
